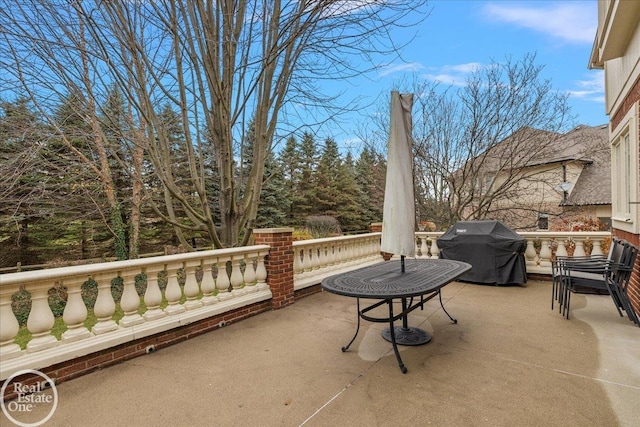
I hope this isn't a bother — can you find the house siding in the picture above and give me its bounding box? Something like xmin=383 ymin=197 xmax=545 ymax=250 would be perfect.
xmin=610 ymin=74 xmax=640 ymax=314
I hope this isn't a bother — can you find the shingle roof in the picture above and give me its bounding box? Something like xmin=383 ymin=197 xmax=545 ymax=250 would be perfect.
xmin=476 ymin=124 xmax=610 ymax=206
xmin=562 ymin=125 xmax=611 ymax=206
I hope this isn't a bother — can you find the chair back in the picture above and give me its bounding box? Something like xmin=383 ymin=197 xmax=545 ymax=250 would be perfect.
xmin=607 ymin=237 xmax=623 ymax=262
xmin=608 ymin=240 xmax=638 ymax=287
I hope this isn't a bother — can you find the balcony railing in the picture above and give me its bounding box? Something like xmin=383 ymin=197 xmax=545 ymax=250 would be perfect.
xmin=293 ymin=233 xmax=383 ymax=290
xmin=414 ymin=231 xmax=612 ymax=274
xmin=0 ymin=229 xmax=611 ymax=385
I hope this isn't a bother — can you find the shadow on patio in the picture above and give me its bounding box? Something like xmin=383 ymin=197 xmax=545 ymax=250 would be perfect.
xmin=3 ymin=280 xmax=638 ymax=427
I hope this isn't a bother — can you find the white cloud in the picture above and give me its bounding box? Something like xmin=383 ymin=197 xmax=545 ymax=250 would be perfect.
xmin=567 ymin=71 xmax=604 ymax=102
xmin=422 ymin=62 xmax=483 ymax=86
xmin=482 ymin=2 xmax=596 ymax=44
xmin=378 ymin=62 xmax=425 ymax=77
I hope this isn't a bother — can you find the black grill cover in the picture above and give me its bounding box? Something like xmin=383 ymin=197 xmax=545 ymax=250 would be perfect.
xmin=437 ymin=220 xmax=527 ymax=284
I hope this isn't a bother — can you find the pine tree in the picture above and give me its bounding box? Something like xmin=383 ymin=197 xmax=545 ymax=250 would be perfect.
xmin=256 ymin=150 xmax=288 ymax=228
xmin=336 ymin=152 xmax=365 ymax=232
xmin=315 ymin=138 xmax=342 ymax=217
xmin=294 ymin=132 xmax=319 ymax=225
xmin=355 ymin=146 xmax=386 ymax=227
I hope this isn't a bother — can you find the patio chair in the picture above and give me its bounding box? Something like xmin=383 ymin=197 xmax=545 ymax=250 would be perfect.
xmin=607 ymin=242 xmax=639 ymax=326
xmin=552 ymin=238 xmax=626 ymax=320
xmin=551 ymin=238 xmax=620 ymax=312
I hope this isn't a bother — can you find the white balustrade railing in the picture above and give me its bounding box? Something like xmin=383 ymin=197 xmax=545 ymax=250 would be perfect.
xmin=0 ymin=229 xmax=612 ymax=381
xmin=415 ymin=231 xmax=612 ymax=274
xmin=293 ymin=233 xmax=384 ymax=290
xmin=518 ymin=232 xmax=611 ymax=274
xmin=0 ymin=246 xmax=270 ymax=380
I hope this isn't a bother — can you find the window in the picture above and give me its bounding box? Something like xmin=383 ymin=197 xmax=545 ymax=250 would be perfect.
xmin=610 ymin=104 xmax=639 ymax=233
xmin=537 ymin=213 xmax=549 ymax=230
xmin=614 ymin=134 xmax=630 ymax=215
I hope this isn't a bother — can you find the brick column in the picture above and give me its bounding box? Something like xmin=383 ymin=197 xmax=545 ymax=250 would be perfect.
xmin=253 ymin=228 xmax=295 ymax=309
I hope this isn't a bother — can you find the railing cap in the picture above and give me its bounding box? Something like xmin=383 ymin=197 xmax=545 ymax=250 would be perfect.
xmin=0 ymin=245 xmax=270 ymax=287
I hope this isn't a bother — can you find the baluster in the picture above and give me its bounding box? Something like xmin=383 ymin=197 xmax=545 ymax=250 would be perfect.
xmin=26 ymin=284 xmax=59 ymax=352
xmin=539 ymin=239 xmax=552 ymax=268
xmin=216 ymin=258 xmax=232 ymax=301
xmin=243 ymin=254 xmax=257 ymax=293
xmin=164 ymin=263 xmax=185 ymax=315
xmin=143 ymin=266 xmax=166 ymax=320
xmin=420 ymin=237 xmax=429 ymax=258
xmin=573 ymin=238 xmax=586 ymax=257
xmin=62 ymin=276 xmax=92 ymax=342
xmin=311 ymin=246 xmax=320 ymax=271
xmin=302 ymin=248 xmax=313 ymax=273
xmin=591 ymin=238 xmax=603 ymax=257
xmin=367 ymin=237 xmax=376 ymax=259
xmin=556 ymin=239 xmax=569 ymax=258
xmin=92 ymin=273 xmax=119 ymax=335
xmin=230 ymin=256 xmax=246 ymax=296
xmin=525 ymin=239 xmax=537 ymax=264
xmin=430 ymin=238 xmax=440 ymax=259
xmin=200 ymin=260 xmax=218 ymax=305
xmin=119 ymin=271 xmax=145 ymax=327
xmin=327 ymin=244 xmax=336 ymax=266
xmin=183 ymin=261 xmax=203 ymax=310
xmin=0 ymin=285 xmax=22 ymax=360
xmin=345 ymin=241 xmax=353 ymax=263
xmin=351 ymin=241 xmax=358 ymax=262
xmin=256 ymin=252 xmax=269 ymax=291
xmin=293 ymin=247 xmax=303 ymax=276
xmin=315 ymin=245 xmax=325 ymax=271
xmin=334 ymin=241 xmax=345 ymax=265
xmin=319 ymin=245 xmax=328 ymax=270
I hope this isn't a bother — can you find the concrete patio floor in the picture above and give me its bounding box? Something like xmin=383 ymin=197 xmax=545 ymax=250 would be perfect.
xmin=2 ymin=280 xmax=639 ymax=426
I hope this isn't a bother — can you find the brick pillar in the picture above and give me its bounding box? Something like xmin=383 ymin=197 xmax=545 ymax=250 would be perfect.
xmin=253 ymin=228 xmax=295 ymax=309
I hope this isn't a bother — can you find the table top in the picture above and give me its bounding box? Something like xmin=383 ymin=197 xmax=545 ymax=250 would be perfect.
xmin=321 ymin=258 xmax=472 ymax=299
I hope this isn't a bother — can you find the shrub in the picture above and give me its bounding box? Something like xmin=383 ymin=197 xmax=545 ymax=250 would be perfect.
xmin=305 ymin=215 xmax=341 ymax=238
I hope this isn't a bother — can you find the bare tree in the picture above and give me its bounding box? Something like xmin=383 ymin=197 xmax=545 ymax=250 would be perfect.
xmin=362 ymin=54 xmax=575 ymax=230
xmin=0 ymin=2 xmax=141 ymax=258
xmin=1 ymin=0 xmax=426 ymax=249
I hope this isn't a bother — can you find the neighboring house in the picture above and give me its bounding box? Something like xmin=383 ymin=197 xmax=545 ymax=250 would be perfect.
xmin=589 ymin=1 xmax=640 ymax=313
xmin=557 ymin=124 xmax=612 ymax=230
xmin=460 ymin=124 xmax=610 ymax=231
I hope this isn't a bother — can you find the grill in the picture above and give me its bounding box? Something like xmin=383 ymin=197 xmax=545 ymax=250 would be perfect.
xmin=437 ymin=220 xmax=527 ymax=285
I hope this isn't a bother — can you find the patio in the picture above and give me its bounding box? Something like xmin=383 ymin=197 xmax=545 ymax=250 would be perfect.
xmin=3 ymin=279 xmax=638 ymax=427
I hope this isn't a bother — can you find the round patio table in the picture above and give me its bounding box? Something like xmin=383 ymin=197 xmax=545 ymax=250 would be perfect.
xmin=321 ymin=258 xmax=471 ymax=373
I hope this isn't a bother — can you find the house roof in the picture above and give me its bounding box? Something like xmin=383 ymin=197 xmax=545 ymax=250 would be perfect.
xmin=475 ymin=124 xmax=610 ymax=207
xmin=562 ymin=124 xmax=611 ymax=206
xmin=477 ymin=124 xmax=608 ymax=170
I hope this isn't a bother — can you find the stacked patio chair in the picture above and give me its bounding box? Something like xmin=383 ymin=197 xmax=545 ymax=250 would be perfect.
xmin=551 ymin=238 xmax=640 ymax=325
xmin=610 ymin=242 xmax=639 ymax=326
xmin=551 ymin=238 xmax=620 ymax=313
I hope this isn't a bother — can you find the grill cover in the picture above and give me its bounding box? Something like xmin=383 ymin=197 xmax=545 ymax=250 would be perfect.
xmin=437 ymin=220 xmax=527 ymax=284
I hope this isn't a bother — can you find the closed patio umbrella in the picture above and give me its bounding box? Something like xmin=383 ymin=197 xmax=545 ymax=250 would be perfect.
xmin=381 ymin=91 xmax=415 ymax=270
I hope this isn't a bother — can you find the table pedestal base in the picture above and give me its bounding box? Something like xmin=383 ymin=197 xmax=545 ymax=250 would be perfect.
xmin=382 ymin=326 xmax=431 ymax=346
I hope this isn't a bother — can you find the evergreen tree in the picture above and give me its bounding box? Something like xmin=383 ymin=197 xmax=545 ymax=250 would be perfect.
xmin=256 ymin=150 xmax=288 ymax=228
xmin=315 ymin=138 xmax=342 ymax=217
xmin=355 ymin=146 xmax=386 ymax=227
xmin=0 ymin=98 xmax=50 ymax=265
xmin=278 ymin=135 xmax=301 ymax=225
xmin=336 ymin=152 xmax=365 ymax=232
xmin=294 ymin=132 xmax=319 ymax=225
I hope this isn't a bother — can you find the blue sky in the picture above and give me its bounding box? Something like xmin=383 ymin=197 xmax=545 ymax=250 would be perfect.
xmin=324 ymin=0 xmax=606 ymax=152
